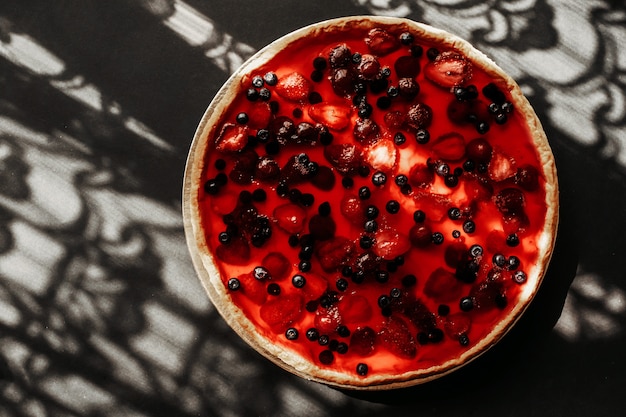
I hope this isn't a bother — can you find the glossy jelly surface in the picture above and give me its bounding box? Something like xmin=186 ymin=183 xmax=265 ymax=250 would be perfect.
xmin=196 ymin=23 xmax=549 ymax=380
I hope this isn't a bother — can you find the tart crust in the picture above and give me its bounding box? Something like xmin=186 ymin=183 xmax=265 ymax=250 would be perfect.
xmin=182 ymin=16 xmax=559 ymax=390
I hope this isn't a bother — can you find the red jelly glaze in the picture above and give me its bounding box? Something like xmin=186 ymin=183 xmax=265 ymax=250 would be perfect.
xmin=197 ymin=26 xmax=549 ymax=379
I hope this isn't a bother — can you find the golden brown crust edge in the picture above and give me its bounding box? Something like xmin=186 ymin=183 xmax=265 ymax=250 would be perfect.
xmin=182 ymin=16 xmax=559 ymax=390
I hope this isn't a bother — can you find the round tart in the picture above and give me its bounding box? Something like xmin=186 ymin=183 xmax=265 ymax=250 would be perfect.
xmin=183 ymin=16 xmax=558 ymax=389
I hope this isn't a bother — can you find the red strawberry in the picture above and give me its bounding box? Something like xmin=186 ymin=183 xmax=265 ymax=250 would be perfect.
xmin=365 ymin=28 xmax=400 ymax=56
xmin=424 ymin=51 xmax=472 ymax=88
xmin=409 ymin=163 xmax=434 ymax=188
xmin=215 ymin=238 xmax=250 ymax=265
xmin=350 ymin=326 xmax=377 ymax=357
xmin=302 ymin=272 xmax=329 ymax=301
xmin=515 ymin=164 xmax=540 ymax=191
xmin=431 ymin=132 xmax=466 ymax=161
xmin=486 ymin=230 xmax=507 ymax=253
xmin=378 ymin=316 xmax=417 ymax=359
xmin=275 ymin=72 xmax=311 ymax=102
xmin=502 ymin=212 xmax=529 ymax=235
xmin=488 ymin=150 xmax=516 ymax=182
xmin=315 ymin=304 xmax=342 ymax=334
xmin=443 ymin=313 xmax=471 ymax=340
xmin=215 ymin=123 xmax=249 ymax=152
xmin=340 ymin=194 xmax=366 ymax=226
xmin=315 ymin=236 xmax=356 ymax=272
xmin=245 ymin=101 xmax=272 ymax=129
xmin=262 ymin=252 xmax=291 ymax=281
xmin=414 ymin=192 xmax=451 ymax=222
xmin=424 ymin=267 xmax=464 ymax=303
xmin=260 ymin=294 xmax=304 ymax=332
xmin=273 ymin=203 xmax=307 ymax=234
xmin=373 ymin=229 xmax=411 ymax=260
xmin=470 ymin=279 xmax=505 ymax=310
xmin=353 ymin=118 xmax=380 ymax=144
xmin=338 ymin=295 xmax=373 ymax=324
xmin=237 ymin=271 xmax=267 ymax=305
xmin=308 ymin=102 xmax=352 ymax=131
xmin=323 ymin=143 xmax=363 ymax=174
xmin=364 ymin=139 xmax=397 ymax=173
xmin=463 ymin=176 xmax=493 ymax=202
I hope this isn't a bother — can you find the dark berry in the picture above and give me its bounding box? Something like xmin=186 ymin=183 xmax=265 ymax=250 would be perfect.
xmin=319 ymin=350 xmax=334 ymax=365
xmin=426 ymin=47 xmax=440 ymax=60
xmin=358 ymin=186 xmax=371 ymax=200
xmin=375 ymin=270 xmax=389 ymax=283
xmin=387 ymin=85 xmax=399 ymax=97
xmin=318 ymin=201 xmax=331 ymax=217
xmin=337 ymin=325 xmax=351 ymax=338
xmin=448 ymin=207 xmax=462 ymax=220
xmin=410 ymin=44 xmax=423 ymax=57
xmin=308 ymin=91 xmax=323 ymax=104
xmin=460 ymin=297 xmax=474 ymax=311
xmin=252 ymin=188 xmax=267 ymax=202
xmin=306 ymin=328 xmax=319 ymax=341
xmin=336 ymin=278 xmax=349 ymax=292
xmin=432 ymin=232 xmax=444 ymax=245
xmin=356 ymin=363 xmax=369 ymax=376
xmin=507 ymin=255 xmax=521 ymax=270
xmin=258 ymin=87 xmax=271 ymax=101
xmin=452 ymin=230 xmax=461 ymax=239
xmin=318 ymin=335 xmax=330 ymax=346
xmin=359 ymin=235 xmax=374 ymax=249
xmin=493 ymin=253 xmax=507 ymax=268
xmin=416 ymin=128 xmax=430 ymax=144
xmin=469 ymin=244 xmax=483 ymax=258
xmin=227 ymin=277 xmax=240 ymax=291
xmin=364 ymin=219 xmax=378 ymax=233
xmin=463 ymin=220 xmax=476 ymax=234
xmin=376 ymin=96 xmax=392 ymax=109
xmin=372 ymin=171 xmax=387 ymax=186
xmin=378 ymin=295 xmax=391 ymax=309
xmin=218 ymin=232 xmax=231 ymax=244
xmin=476 ymin=121 xmax=490 ymax=134
xmin=263 ymin=72 xmax=278 ymax=86
xmin=246 ymin=88 xmax=259 ymax=101
xmin=413 ymin=210 xmax=426 ymax=223
xmin=394 ymin=132 xmax=406 ymax=145
xmin=459 ymin=333 xmax=470 ymax=346
xmin=310 ymin=70 xmax=323 ymax=82
xmin=482 ymin=83 xmax=506 ymax=104
xmin=386 ymin=200 xmax=400 ymax=214
xmin=506 ymin=233 xmax=520 ymax=247
xmin=445 ymin=175 xmax=459 ymax=188
xmin=438 ymin=304 xmax=450 ymax=316
xmin=399 ymin=32 xmax=414 ymax=45
xmin=365 ymin=205 xmax=379 ymax=219
xmin=285 ymin=327 xmax=299 ymax=340
xmin=204 ymin=179 xmax=220 ymax=195
xmin=341 ymin=176 xmax=354 ymax=189
xmin=402 ymin=274 xmax=417 ymax=287
xmin=267 ymin=283 xmax=281 ymax=295
xmin=313 ymin=56 xmax=327 ymax=70
xmin=513 ymin=270 xmax=527 ymax=284
xmin=253 ymin=266 xmax=270 ymax=280
xmin=252 ymin=75 xmax=264 ymax=88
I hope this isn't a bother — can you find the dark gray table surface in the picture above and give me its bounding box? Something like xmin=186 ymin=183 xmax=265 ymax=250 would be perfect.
xmin=0 ymin=1 xmax=624 ymax=416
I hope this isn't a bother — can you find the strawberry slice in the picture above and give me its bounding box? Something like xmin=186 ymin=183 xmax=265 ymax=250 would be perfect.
xmin=365 ymin=28 xmax=400 ymax=56
xmin=262 ymin=252 xmax=291 ymax=281
xmin=423 ymin=267 xmax=464 ymax=303
xmin=364 ymin=139 xmax=397 ymax=173
xmin=302 ymin=272 xmax=329 ymax=301
xmin=349 ymin=326 xmax=377 ymax=357
xmin=431 ymin=132 xmax=466 ymax=161
xmin=315 ymin=236 xmax=356 ymax=272
xmin=273 ymin=203 xmax=307 ymax=234
xmin=394 ymin=55 xmax=421 ymax=78
xmin=215 ymin=123 xmax=249 ymax=152
xmin=275 ymin=72 xmax=311 ymax=102
xmin=315 ymin=304 xmax=342 ymax=334
xmin=338 ymin=295 xmax=373 ymax=324
xmin=443 ymin=313 xmax=471 ymax=340
xmin=463 ymin=176 xmax=493 ymax=202
xmin=424 ymin=51 xmax=473 ymax=88
xmin=260 ymin=294 xmax=304 ymax=332
xmin=373 ymin=229 xmax=411 ymax=260
xmin=237 ymin=271 xmax=267 ymax=305
xmin=323 ymin=143 xmax=363 ymax=174
xmin=378 ymin=316 xmax=417 ymax=359
xmin=308 ymin=102 xmax=352 ymax=131
xmin=488 ymin=150 xmax=516 ymax=182
xmin=215 ymin=238 xmax=250 ymax=265
xmin=245 ymin=101 xmax=272 ymax=129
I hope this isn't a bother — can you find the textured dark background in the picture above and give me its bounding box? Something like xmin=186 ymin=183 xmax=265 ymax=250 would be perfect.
xmin=0 ymin=1 xmax=624 ymax=416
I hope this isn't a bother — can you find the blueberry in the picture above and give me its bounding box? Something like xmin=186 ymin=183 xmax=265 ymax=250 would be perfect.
xmin=506 ymin=233 xmax=520 ymax=247
xmin=416 ymin=128 xmax=430 ymax=144
xmin=292 ymin=273 xmax=306 ymax=288
xmin=252 ymin=75 xmax=264 ymax=88
xmin=394 ymin=132 xmax=406 ymax=145
xmin=263 ymin=72 xmax=278 ymax=86
xmin=448 ymin=207 xmax=462 ymax=220
xmin=365 ymin=205 xmax=379 ymax=219
xmin=337 ymin=325 xmax=350 ymax=338
xmin=386 ymin=200 xmax=400 ymax=214
xmin=402 ymin=274 xmax=417 ymax=287
xmin=372 ymin=171 xmax=387 ymax=186
xmin=413 ymin=210 xmax=426 ymax=223
xmin=356 ymin=363 xmax=369 ymax=376
xmin=313 ymin=57 xmax=327 ymax=70
xmin=460 ymin=297 xmax=474 ymax=311
xmin=463 ymin=220 xmax=476 ymax=233
xmin=493 ymin=253 xmax=507 ymax=268
xmin=432 ymin=232 xmax=444 ymax=245
xmin=285 ymin=327 xmax=298 ymax=340
xmin=358 ymin=186 xmax=371 ymax=200
xmin=306 ymin=328 xmax=319 ymax=341
xmin=227 ymin=277 xmax=240 ymax=291
xmin=319 ymin=350 xmax=334 ymax=365
xmin=336 ymin=278 xmax=349 ymax=292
